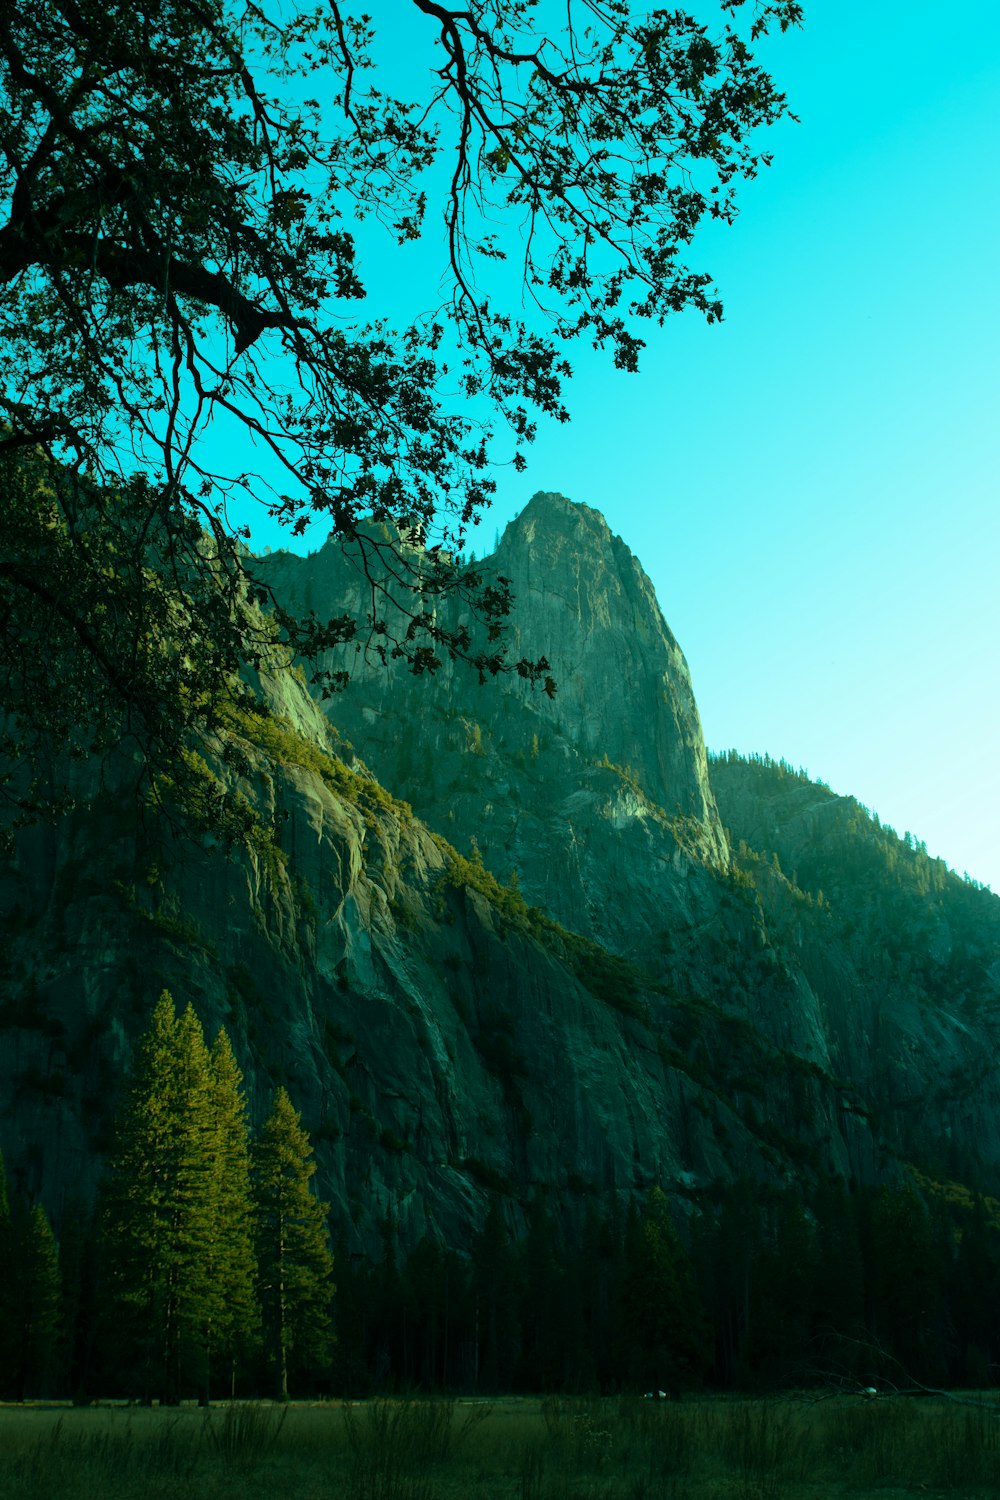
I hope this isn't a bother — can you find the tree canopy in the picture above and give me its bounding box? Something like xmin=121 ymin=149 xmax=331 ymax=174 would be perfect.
xmin=0 ymin=0 xmax=801 ymax=830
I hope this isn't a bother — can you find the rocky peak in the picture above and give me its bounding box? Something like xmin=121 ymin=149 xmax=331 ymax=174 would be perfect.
xmin=492 ymin=492 xmax=717 ymax=830
xmin=256 ymin=491 xmax=727 ymax=957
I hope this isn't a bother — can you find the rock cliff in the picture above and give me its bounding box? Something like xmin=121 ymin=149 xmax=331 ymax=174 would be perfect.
xmin=2 ymin=493 xmax=1000 ymax=1252
xmin=258 ymin=492 xmax=727 ymax=957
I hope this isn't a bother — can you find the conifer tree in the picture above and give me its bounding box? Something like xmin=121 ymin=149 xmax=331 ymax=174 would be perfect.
xmin=205 ymin=1029 xmax=259 ymax=1396
xmin=744 ymin=1195 xmax=816 ymax=1380
xmin=0 ymin=1151 xmax=15 ymax=1395
xmin=615 ymin=1188 xmax=708 ymax=1393
xmin=870 ymin=1185 xmax=946 ymax=1383
xmin=810 ymin=1178 xmax=865 ymax=1375
xmin=518 ymin=1197 xmax=569 ymax=1390
xmin=56 ymin=1200 xmax=99 ymax=1402
xmin=13 ymin=1204 xmax=61 ymax=1399
xmin=103 ymin=991 xmax=220 ymax=1401
xmin=471 ymin=1198 xmax=519 ymax=1391
xmin=254 ymin=1087 xmax=334 ymax=1399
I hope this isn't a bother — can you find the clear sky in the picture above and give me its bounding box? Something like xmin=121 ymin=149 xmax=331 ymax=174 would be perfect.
xmin=242 ymin=2 xmax=1000 ymax=891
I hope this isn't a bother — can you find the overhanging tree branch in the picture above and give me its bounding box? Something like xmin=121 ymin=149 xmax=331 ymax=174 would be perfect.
xmin=0 ymin=0 xmax=801 ymax=835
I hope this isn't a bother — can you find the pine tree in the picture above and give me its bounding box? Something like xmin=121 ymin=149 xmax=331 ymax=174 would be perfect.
xmin=471 ymin=1198 xmax=520 ymax=1392
xmin=869 ymin=1186 xmax=946 ymax=1383
xmin=102 ymin=991 xmax=220 ymax=1401
xmin=517 ymin=1197 xmax=569 ymax=1390
xmin=744 ymin=1194 xmax=815 ymax=1381
xmin=810 ymin=1178 xmax=865 ymax=1376
xmin=254 ymin=1087 xmax=334 ymax=1399
xmin=56 ymin=1199 xmax=99 ymax=1401
xmin=0 ymin=1151 xmax=15 ymax=1395
xmin=615 ymin=1188 xmax=708 ymax=1393
xmin=205 ymin=1029 xmax=259 ymax=1397
xmin=13 ymin=1204 xmax=61 ymax=1398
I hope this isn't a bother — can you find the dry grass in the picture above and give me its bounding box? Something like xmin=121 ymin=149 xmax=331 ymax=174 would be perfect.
xmin=1 ymin=1392 xmax=1000 ymax=1500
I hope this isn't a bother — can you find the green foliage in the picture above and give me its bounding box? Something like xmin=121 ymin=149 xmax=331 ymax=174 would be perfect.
xmin=0 ymin=454 xmax=264 ymax=848
xmin=205 ymin=1402 xmax=288 ymax=1473
xmin=98 ymin=996 xmax=338 ymax=1401
xmin=615 ymin=1189 xmax=708 ymax=1392
xmin=254 ymin=1086 xmax=335 ymax=1399
xmin=114 ymin=882 xmax=216 ymax=952
xmin=869 ymin=1185 xmax=946 ymax=1383
xmin=226 ymin=701 xmax=413 ymax=829
xmin=205 ymin=1030 xmax=260 ymax=1384
xmin=0 ymin=1183 xmax=62 ymax=1401
xmin=102 ymin=993 xmax=225 ymax=1401
xmin=101 ymin=995 xmax=261 ymax=1400
xmin=433 ymin=833 xmax=532 ymax=927
xmin=8 ymin=1395 xmax=1000 ymax=1500
xmin=14 ymin=1161 xmax=1000 ymax=1402
xmin=594 ymin=755 xmax=711 ymax=861
xmin=14 ymin=1203 xmax=62 ymax=1399
xmin=596 ymin=753 xmax=644 ymax=796
xmin=432 ymin=831 xmax=649 ymax=1019
xmin=1 ymin=0 xmax=803 ymax=820
xmin=560 ymin=935 xmax=649 ymax=1020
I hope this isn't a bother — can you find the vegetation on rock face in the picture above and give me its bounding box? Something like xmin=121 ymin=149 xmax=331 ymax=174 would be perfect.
xmin=433 ymin=831 xmax=648 ymax=1016
xmin=224 ymin=699 xmax=414 ymax=829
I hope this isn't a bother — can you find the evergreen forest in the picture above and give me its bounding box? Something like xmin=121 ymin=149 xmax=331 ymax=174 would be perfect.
xmin=5 ymin=991 xmax=1000 ymax=1402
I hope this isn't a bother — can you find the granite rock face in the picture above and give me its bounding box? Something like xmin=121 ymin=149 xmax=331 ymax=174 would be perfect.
xmin=2 ymin=493 xmax=1000 ymax=1250
xmin=259 ymin=492 xmax=727 ymax=958
xmin=491 ymin=494 xmax=719 ymax=828
xmin=0 ymin=666 xmax=818 ymax=1253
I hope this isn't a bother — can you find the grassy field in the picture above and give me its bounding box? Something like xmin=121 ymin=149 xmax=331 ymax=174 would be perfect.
xmin=2 ymin=1392 xmax=1000 ymax=1500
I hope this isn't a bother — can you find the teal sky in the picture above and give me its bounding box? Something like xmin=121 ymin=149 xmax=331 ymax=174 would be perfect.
xmin=241 ymin=2 xmax=1000 ymax=891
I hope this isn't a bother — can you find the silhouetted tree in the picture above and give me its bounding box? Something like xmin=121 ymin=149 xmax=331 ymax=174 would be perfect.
xmin=472 ymin=1198 xmax=521 ymax=1391
xmin=869 ymin=1186 xmax=947 ymax=1384
xmin=11 ymin=1203 xmax=61 ymax=1399
xmin=615 ymin=1188 xmax=707 ymax=1392
xmin=0 ymin=1 xmax=800 ymax=838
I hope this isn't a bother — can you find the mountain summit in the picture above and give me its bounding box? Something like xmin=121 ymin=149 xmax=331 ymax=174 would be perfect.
xmin=494 ymin=492 xmax=721 ymax=841
xmin=260 ymin=491 xmax=726 ymax=954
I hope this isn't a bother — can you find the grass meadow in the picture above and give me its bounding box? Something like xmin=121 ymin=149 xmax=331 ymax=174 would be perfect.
xmin=2 ymin=1393 xmax=1000 ymax=1500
